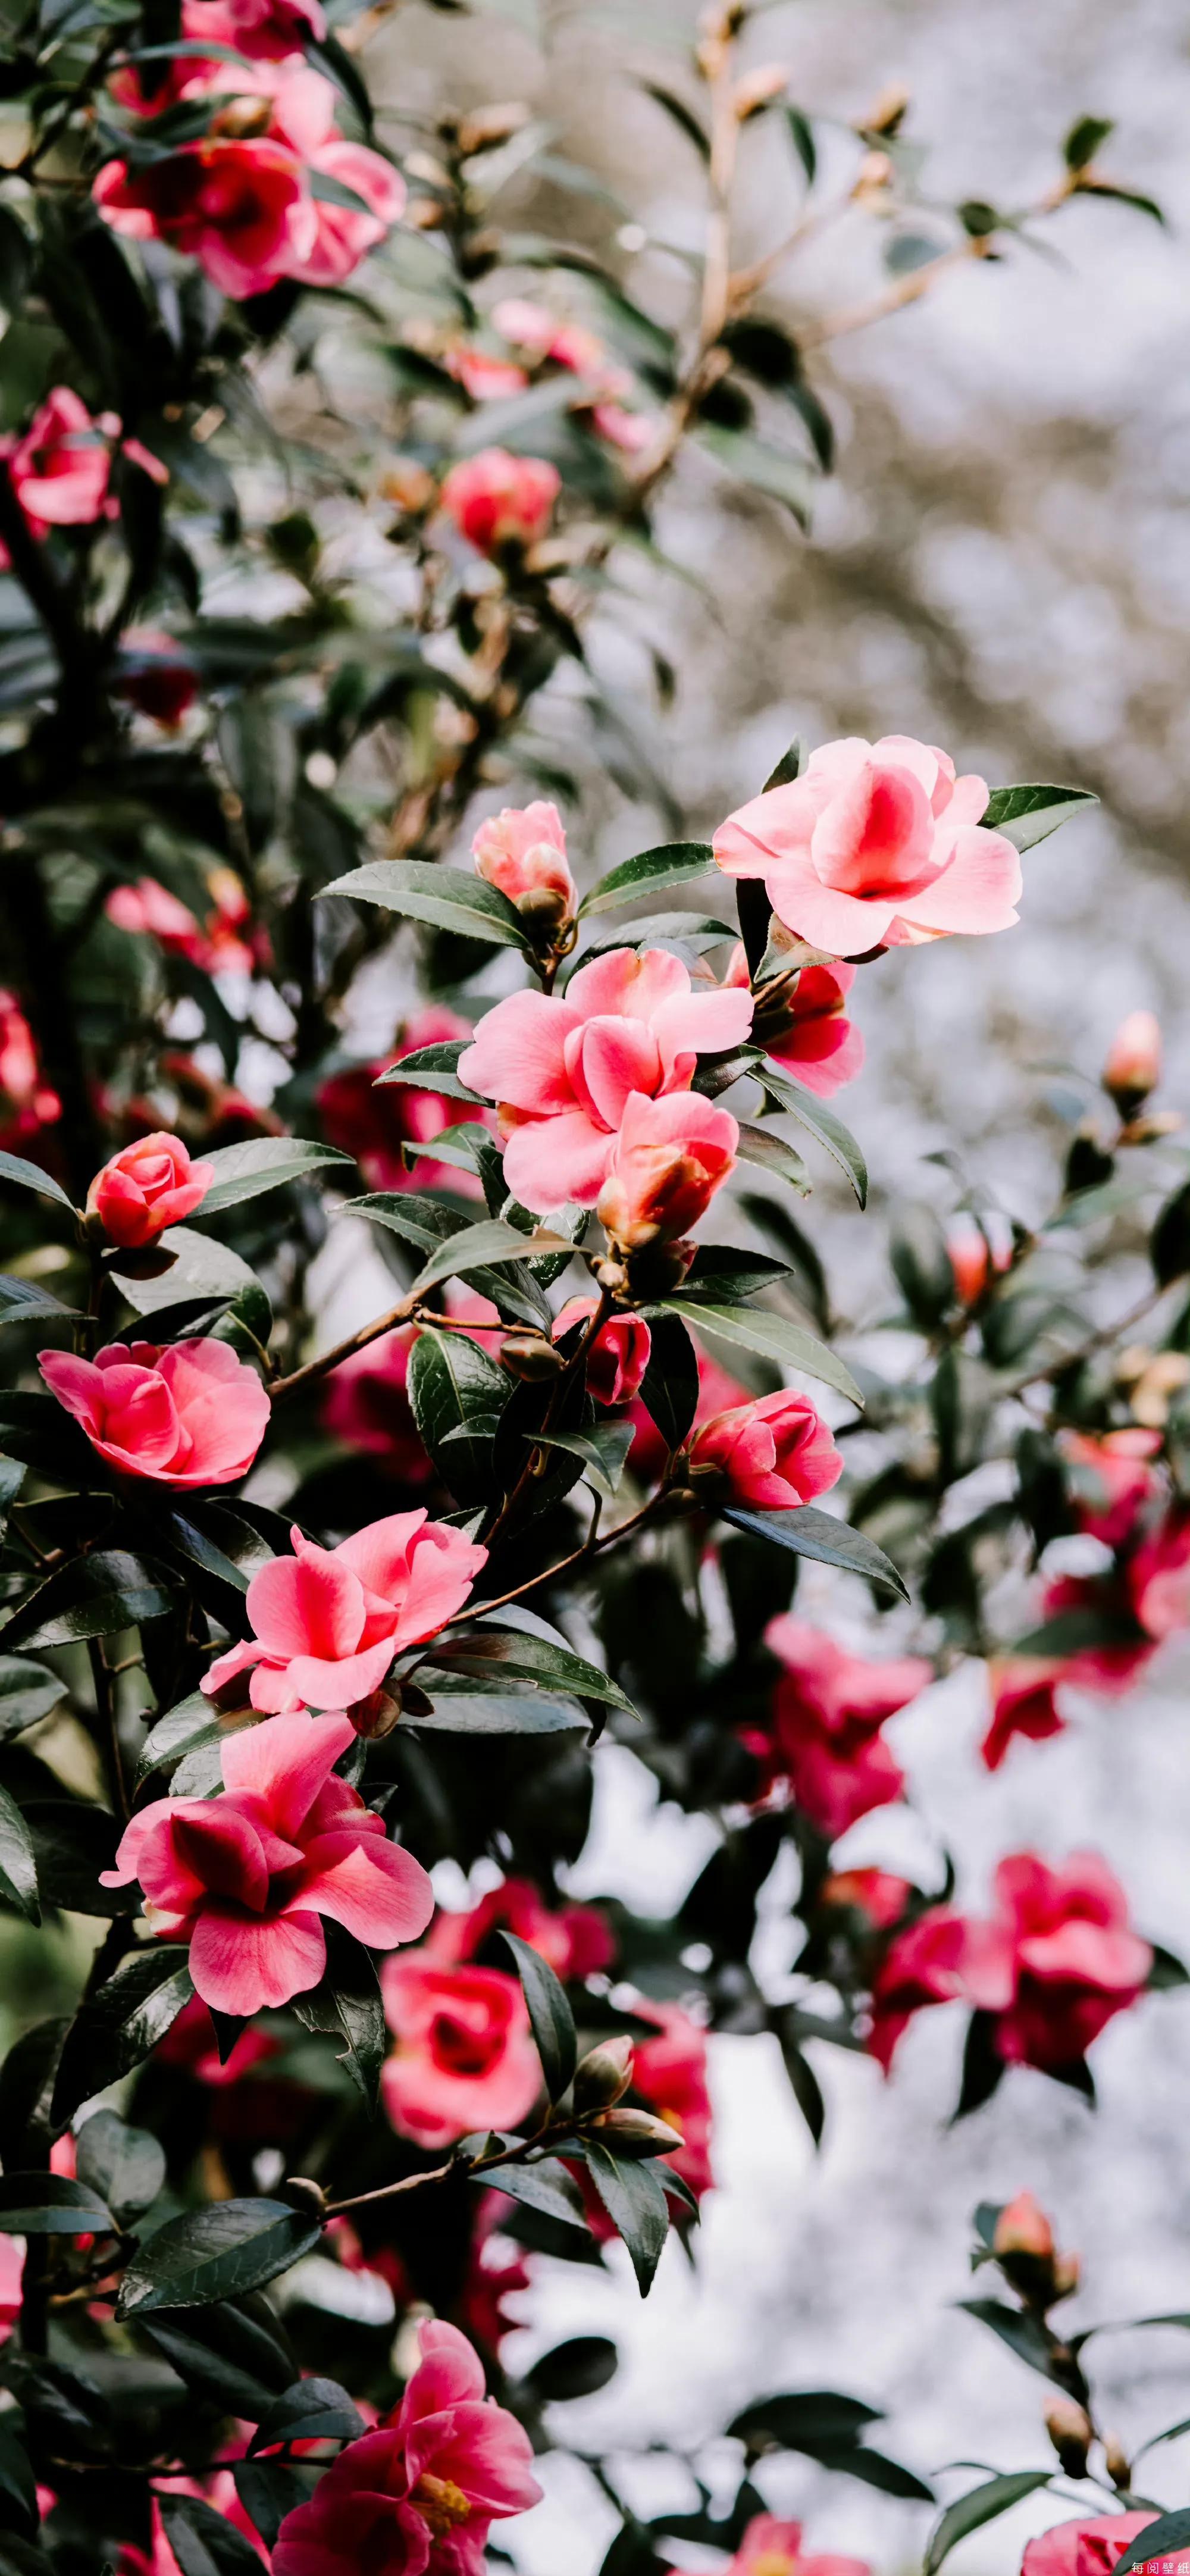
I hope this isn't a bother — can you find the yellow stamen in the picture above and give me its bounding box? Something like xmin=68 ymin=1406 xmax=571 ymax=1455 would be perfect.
xmin=411 ymin=2475 xmax=471 ymax=2536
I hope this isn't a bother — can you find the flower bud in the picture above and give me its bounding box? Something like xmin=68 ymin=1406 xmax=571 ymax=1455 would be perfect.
xmin=284 ymin=2175 xmax=327 ymax=2215
xmin=857 ymin=82 xmax=910 ymax=134
xmin=733 ymin=62 xmax=789 ymax=119
xmin=440 ymin=449 xmax=560 ymax=557
xmin=1103 ymin=1009 xmax=1161 ymax=1113
xmin=87 ymin=1132 xmax=213 ymax=1248
xmin=501 ymin=1331 xmax=566 ymax=1382
xmin=597 ymin=1094 xmax=738 ymax=1253
xmin=1103 ymin=2434 xmax=1131 ymax=2490
xmin=1044 ymin=2400 xmax=1093 ymax=2477
xmin=472 ymin=802 xmax=576 ymax=925
xmin=381 ymin=458 xmax=436 ymax=515
xmin=573 ymin=2034 xmax=635 ymax=2111
xmin=456 ymin=99 xmax=530 ymax=154
xmin=588 ymin=2107 xmax=684 ymax=2148
xmin=993 ymin=2192 xmax=1054 ymax=2262
xmin=1052 ymin=2252 xmax=1082 ymax=2301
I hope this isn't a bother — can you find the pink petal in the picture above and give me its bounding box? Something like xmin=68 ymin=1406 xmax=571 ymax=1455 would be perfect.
xmin=456 ymin=991 xmax=579 ymax=1114
xmin=188 ymin=1904 xmax=327 ymax=2013
xmin=891 ymin=827 xmax=1022 ymax=936
xmin=763 ymin=866 xmax=896 ymax=956
xmin=285 ymin=1637 xmax=400 ymax=1707
xmin=246 ymin=1545 xmax=365 ymax=1660
xmin=566 ymin=1016 xmax=662 ymax=1128
xmin=201 ymin=1637 xmax=265 ymax=1702
xmin=220 ymin=1709 xmax=357 ymax=1836
xmin=565 ymin=946 xmax=691 ymax=1022
xmin=649 ymin=983 xmax=754 ymax=1070
xmin=771 ymin=1016 xmax=865 ymax=1097
xmin=290 ymin=1832 xmax=434 ymax=1946
xmin=501 ymin=1107 xmax=615 ymax=1212
xmin=389 ymin=1525 xmax=487 ymax=1650
xmin=334 ymin=1509 xmax=427 ymax=1598
xmin=171 ymin=1805 xmax=275 ymax=1911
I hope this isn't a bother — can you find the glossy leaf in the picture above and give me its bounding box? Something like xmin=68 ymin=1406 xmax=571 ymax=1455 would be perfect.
xmin=76 ymin=2109 xmax=165 ymax=2222
xmin=637 ymin=1311 xmax=699 ymax=1454
xmin=117 ymin=2199 xmax=323 ymax=2317
xmin=755 ymin=1063 xmax=868 ymax=1205
xmin=0 ymin=1549 xmax=175 ymax=1649
xmin=533 ymin=1423 xmax=634 ymax=1498
xmin=292 ymin=1929 xmax=386 ymax=2112
xmin=583 ymin=2140 xmax=670 ymax=2295
xmin=409 ymin=1216 xmax=573 ymax=1299
xmin=374 ymin=1042 xmax=483 ymax=1103
xmin=925 ymin=2471 xmax=1054 ymax=2576
xmin=0 ymin=1152 xmax=74 ymax=1211
xmin=161 ymin=2493 xmax=269 ymax=2576
xmin=658 ymin=1298 xmax=862 ymax=1406
xmin=321 ymin=859 xmax=530 ymax=949
xmin=0 ymin=1273 xmax=80 ymax=1326
xmin=427 ymin=1625 xmax=638 ymax=1715
xmin=980 ymin=783 xmax=1098 ymax=852
xmin=502 ymin=1930 xmax=575 ymax=2102
xmin=0 ymin=1788 xmax=39 ymax=1926
xmin=248 ymin=2375 xmax=364 ymax=2454
xmin=735 ymin=1122 xmax=811 ymax=1194
xmin=578 ymin=843 xmax=715 ymax=919
xmin=0 ymin=1656 xmax=61 ymax=1739
xmin=52 ymin=1946 xmax=195 ymax=2123
xmin=198 ymin=1137 xmax=354 ymax=1213
xmin=0 ymin=2171 xmax=112 ymax=2234
xmin=408 ymin=1328 xmax=511 ymax=1502
xmin=720 ymin=1503 xmax=909 ymax=1600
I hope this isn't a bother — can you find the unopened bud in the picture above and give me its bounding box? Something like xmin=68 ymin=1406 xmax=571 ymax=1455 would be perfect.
xmin=993 ymin=2192 xmax=1054 ymax=2262
xmin=573 ymin=2035 xmax=635 ymax=2112
xmin=732 ymin=62 xmax=789 ymax=119
xmin=1045 ymin=2400 xmax=1092 ymax=2477
xmin=1103 ymin=1009 xmax=1161 ymax=1115
xmin=501 ymin=1331 xmax=566 ymax=1382
xmin=596 ymin=1259 xmax=628 ymax=1292
xmin=588 ymin=2107 xmax=684 ymax=2148
xmin=457 ymin=99 xmax=530 ymax=154
xmin=515 ymin=883 xmax=571 ymax=932
xmin=1120 ymin=1109 xmax=1182 ymax=1145
xmin=857 ymin=82 xmax=910 ymax=136
xmin=1103 ymin=2434 xmax=1131 ymax=2490
xmin=284 ymin=2175 xmax=327 ymax=2215
xmin=405 ymin=198 xmax=446 ymax=231
xmin=1052 ymin=2252 xmax=1082 ymax=2300
xmin=381 ymin=458 xmax=436 ymax=515
xmin=853 ymin=149 xmax=894 ymax=201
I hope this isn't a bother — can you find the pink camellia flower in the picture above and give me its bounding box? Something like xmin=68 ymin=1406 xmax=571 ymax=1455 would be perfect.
xmin=201 ymin=1512 xmax=487 ymax=1713
xmin=947 ymin=1211 xmax=1013 ymax=1307
xmin=673 ymin=2516 xmax=871 ymax=2576
xmin=459 ymin=946 xmax=751 ymax=1214
xmin=322 ymin=1330 xmax=431 ymax=1482
xmin=553 ymin=1296 xmax=652 ymax=1406
xmin=107 ymin=878 xmax=209 ymax=962
xmin=0 ymin=992 xmax=60 ymax=1143
xmin=1038 ymin=1571 xmax=1157 ymax=1699
xmin=0 ymin=2237 xmax=23 ymax=2347
xmin=318 ymin=1005 xmax=488 ymax=1197
xmin=981 ymin=1658 xmax=1067 ymax=1771
xmin=115 ymin=630 xmax=199 ymax=730
xmin=1103 ymin=1009 xmax=1161 ymax=1110
xmin=472 ymin=801 xmax=576 ymax=920
xmin=86 ymin=1129 xmax=213 ymax=1244
xmin=447 ymin=347 xmax=530 ymax=402
xmin=867 ymin=1904 xmax=977 ymax=2072
xmin=439 ymin=449 xmax=560 ymax=556
xmin=0 ymin=389 xmax=166 ymax=563
xmin=747 ymin=1617 xmax=932 ymax=1841
xmin=1020 ymin=2515 xmax=1159 ymax=2576
xmin=971 ymin=1851 xmax=1153 ymax=2073
xmin=39 ymin=1339 xmax=270 ymax=1488
xmin=596 ymin=1091 xmax=739 ymax=1251
xmin=688 ymin=1387 xmax=842 ymax=1510
xmin=426 ymin=1876 xmax=614 ymax=1982
xmin=1061 ymin=1428 xmax=1163 ymax=1551
xmin=101 ymin=1710 xmax=434 ymax=2013
xmin=713 ymin=735 xmax=1022 ymax=956
xmin=723 ymin=942 xmax=863 ymax=1098
xmin=183 ymin=0 xmax=326 ymax=58
xmin=262 ymin=66 xmax=406 ymax=286
xmin=94 ymin=137 xmax=316 ymax=299
xmin=273 ymin=2317 xmax=541 ymax=2576
xmin=380 ymin=1956 xmax=541 ymax=2145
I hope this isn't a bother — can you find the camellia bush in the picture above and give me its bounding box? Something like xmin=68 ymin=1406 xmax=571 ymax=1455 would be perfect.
xmin=0 ymin=0 xmax=1182 ymax=2566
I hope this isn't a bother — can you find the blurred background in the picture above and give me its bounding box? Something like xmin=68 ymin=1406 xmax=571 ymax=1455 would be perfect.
xmin=303 ymin=0 xmax=1190 ymax=2564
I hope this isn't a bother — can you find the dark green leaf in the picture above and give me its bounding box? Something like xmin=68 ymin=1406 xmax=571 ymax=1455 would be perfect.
xmin=955 ymin=2298 xmax=1066 ymax=2380
xmin=408 ymin=1692 xmax=588 ymax=1735
xmin=1064 ymin=114 xmax=1113 ymax=170
xmin=0 ymin=1274 xmax=80 ymax=1327
xmin=136 ymin=1694 xmax=225 ymax=1786
xmin=657 ymin=1298 xmax=861 ymax=1406
xmin=473 ymin=2158 xmax=590 ymax=2230
xmin=407 ymin=1328 xmax=511 ymax=1504
xmin=524 ymin=2336 xmax=618 ymax=2400
xmin=75 ymin=2109 xmax=165 ymax=2223
xmin=248 ymin=2376 xmax=364 ymax=2453
xmin=583 ymin=2140 xmax=670 ymax=2295
xmin=0 ymin=2020 xmax=68 ymax=2170
xmin=0 ymin=1657 xmax=62 ymax=1739
xmin=720 ymin=1504 xmax=909 ymax=1600
xmin=160 ymin=2493 xmax=268 ymax=2576
xmin=638 ymin=1311 xmax=699 ymax=1455
xmin=231 ymin=2459 xmax=308 ymax=2550
xmin=1110 ymin=2514 xmax=1190 ymax=2576
xmin=0 ymin=1153 xmax=74 ymax=1212
xmin=953 ymin=2010 xmax=1006 ymax=2121
xmin=375 ymin=1042 xmax=483 ymax=1104
xmin=1152 ymin=1182 xmax=1190 ymax=1286
xmin=678 ymin=1247 xmax=793 ymax=1304
xmin=117 ymin=2199 xmax=323 ymax=2317
xmin=640 ymin=80 xmax=709 ymax=159
xmin=501 ymin=1929 xmax=575 ymax=2102
xmin=409 ymin=1217 xmax=572 ymax=1300
xmin=727 ymin=2391 xmax=883 ymax=2447
xmin=0 ymin=2172 xmax=112 ymax=2234
xmin=578 ymin=844 xmax=715 ymax=920
xmin=755 ymin=1063 xmax=868 ymax=1204
xmin=980 ymin=784 xmax=1098 ymax=853
xmin=52 ymin=1946 xmax=195 ymax=2124
xmin=1 ymin=1550 xmax=174 ymax=1649
xmin=735 ymin=1123 xmax=810 ymax=1194
xmin=785 ymin=105 xmax=816 ymax=182
xmin=428 ymin=1625 xmax=638 ymax=1716
xmin=139 ymin=2295 xmax=297 ymax=2417
xmin=320 ymin=860 xmax=530 ymax=950
xmin=532 ymin=1425 xmax=634 ymax=1498
xmin=291 ymin=1929 xmax=385 ymax=2112
xmin=890 ymin=1203 xmax=954 ymax=1328
xmin=0 ymin=1788 xmax=38 ymax=1926
xmin=346 ymin=1196 xmax=551 ymax=1331
xmin=198 ymin=1138 xmax=353 ymax=1213
xmin=693 ymin=425 xmax=818 ymax=527
xmin=925 ymin=2471 xmax=1055 ymax=2576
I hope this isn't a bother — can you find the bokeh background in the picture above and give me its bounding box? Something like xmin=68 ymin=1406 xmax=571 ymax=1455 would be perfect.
xmin=292 ymin=1 xmax=1190 ymax=2564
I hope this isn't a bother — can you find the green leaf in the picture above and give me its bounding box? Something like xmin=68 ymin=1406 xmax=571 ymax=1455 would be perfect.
xmin=320 ymin=859 xmax=530 ymax=951
xmin=0 ymin=1550 xmax=175 ymax=1649
xmin=637 ymin=1311 xmax=699 ymax=1455
xmin=735 ymin=1123 xmax=810 ymax=1194
xmin=0 ymin=1657 xmax=62 ymax=1739
xmin=693 ymin=425 xmax=818 ymax=528
xmin=407 ymin=1328 xmax=511 ymax=1504
xmin=292 ymin=1929 xmax=386 ymax=2112
xmin=980 ymin=784 xmax=1098 ymax=853
xmin=198 ymin=1137 xmax=354 ymax=1213
xmin=248 ymin=2376 xmax=364 ymax=2454
xmin=524 ymin=2335 xmax=619 ymax=2401
xmin=583 ymin=2140 xmax=670 ymax=2294
xmin=52 ymin=1946 xmax=195 ymax=2124
xmin=1064 ymin=114 xmax=1113 ymax=170
xmin=427 ymin=1623 xmax=639 ymax=1715
xmin=138 ymin=2295 xmax=298 ymax=2418
xmin=677 ymin=1247 xmax=794 ymax=1305
xmin=640 ymin=80 xmax=709 ymax=159
xmin=0 ymin=1274 xmax=80 ymax=1327
xmin=956 ymin=2297 xmax=1061 ymax=2378
xmin=161 ymin=2493 xmax=269 ymax=2576
xmin=117 ymin=2199 xmax=323 ymax=2317
xmin=137 ymin=1693 xmax=226 ymax=1786
xmin=0 ymin=1152 xmax=75 ymax=1212
xmin=76 ymin=2109 xmax=165 ymax=2222
xmin=108 ymin=1225 xmax=262 ymax=1318
xmin=408 ymin=1691 xmax=588 ymax=1734
xmin=890 ymin=1202 xmax=954 ymax=1327
xmin=232 ymin=2459 xmax=308 ymax=2550
xmin=399 ymin=1123 xmax=493 ymax=1180
xmin=726 ymin=2391 xmax=884 ymax=2446
xmin=1151 ymin=1181 xmax=1190 ymax=1286
xmin=658 ymin=1298 xmax=862 ymax=1406
xmin=578 ymin=843 xmax=715 ymax=920
xmin=533 ymin=1424 xmax=634 ymax=1498
xmin=0 ymin=2171 xmax=112 ymax=2234
xmin=501 ymin=1929 xmax=575 ymax=2102
xmin=473 ymin=2158 xmax=590 ymax=2230
xmin=375 ymin=1043 xmax=483 ymax=1104
xmin=0 ymin=1787 xmax=38 ymax=1926
xmin=346 ymin=1195 xmax=551 ymax=1331
xmin=1110 ymin=2514 xmax=1190 ymax=2576
xmin=409 ymin=1217 xmax=573 ymax=1300
xmin=785 ymin=105 xmax=816 ymax=183
xmin=720 ymin=1503 xmax=909 ymax=1600
xmin=754 ymin=1063 xmax=868 ymax=1205
xmin=925 ymin=2471 xmax=1055 ymax=2576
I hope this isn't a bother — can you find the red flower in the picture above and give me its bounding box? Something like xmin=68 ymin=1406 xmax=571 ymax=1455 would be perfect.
xmin=318 ymin=1007 xmax=487 ymax=1197
xmin=688 ymin=1386 xmax=842 ymax=1511
xmin=94 ymin=137 xmax=315 ymax=301
xmin=0 ymin=387 xmax=166 ymax=567
xmin=749 ymin=1617 xmax=931 ymax=1841
xmin=723 ymin=942 xmax=864 ymax=1099
xmin=115 ymin=631 xmax=199 ymax=730
xmin=631 ymin=2000 xmax=713 ymax=2205
xmin=981 ymin=1658 xmax=1067 ymax=1771
xmin=439 ymin=447 xmax=559 ymax=556
xmin=628 ymin=1344 xmax=749 ymax=1483
xmin=380 ymin=1957 xmax=541 ymax=2146
xmin=552 ymin=1297 xmax=652 ymax=1406
xmin=272 ymin=2318 xmax=541 ymax=2576
xmin=819 ymin=1867 xmax=914 ymax=1933
xmin=973 ymin=1851 xmax=1153 ymax=2073
xmin=86 ymin=1130 xmax=213 ymax=1245
xmin=1061 ymin=1428 xmax=1163 ymax=1551
xmin=0 ymin=991 xmax=60 ymax=1143
xmin=427 ymin=1877 xmax=615 ymax=1981
xmin=673 ymin=2517 xmax=871 ymax=2576
xmin=102 ymin=1709 xmax=434 ymax=2014
xmin=867 ymin=1905 xmax=975 ymax=2072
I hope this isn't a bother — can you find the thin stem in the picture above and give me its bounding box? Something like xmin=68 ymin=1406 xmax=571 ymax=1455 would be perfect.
xmin=481 ymin=1285 xmax=613 ymax=1549
xmin=1003 ymin=1284 xmax=1170 ymax=1403
xmin=323 ymin=2115 xmax=568 ymax=2219
xmin=88 ymin=1639 xmax=130 ymax=1824
xmin=269 ymin=1288 xmax=424 ymax=1402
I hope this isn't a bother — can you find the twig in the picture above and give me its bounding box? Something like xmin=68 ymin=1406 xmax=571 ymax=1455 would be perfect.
xmin=89 ymin=1638 xmax=130 ymax=1823
xmin=268 ymin=1289 xmax=425 ymax=1401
